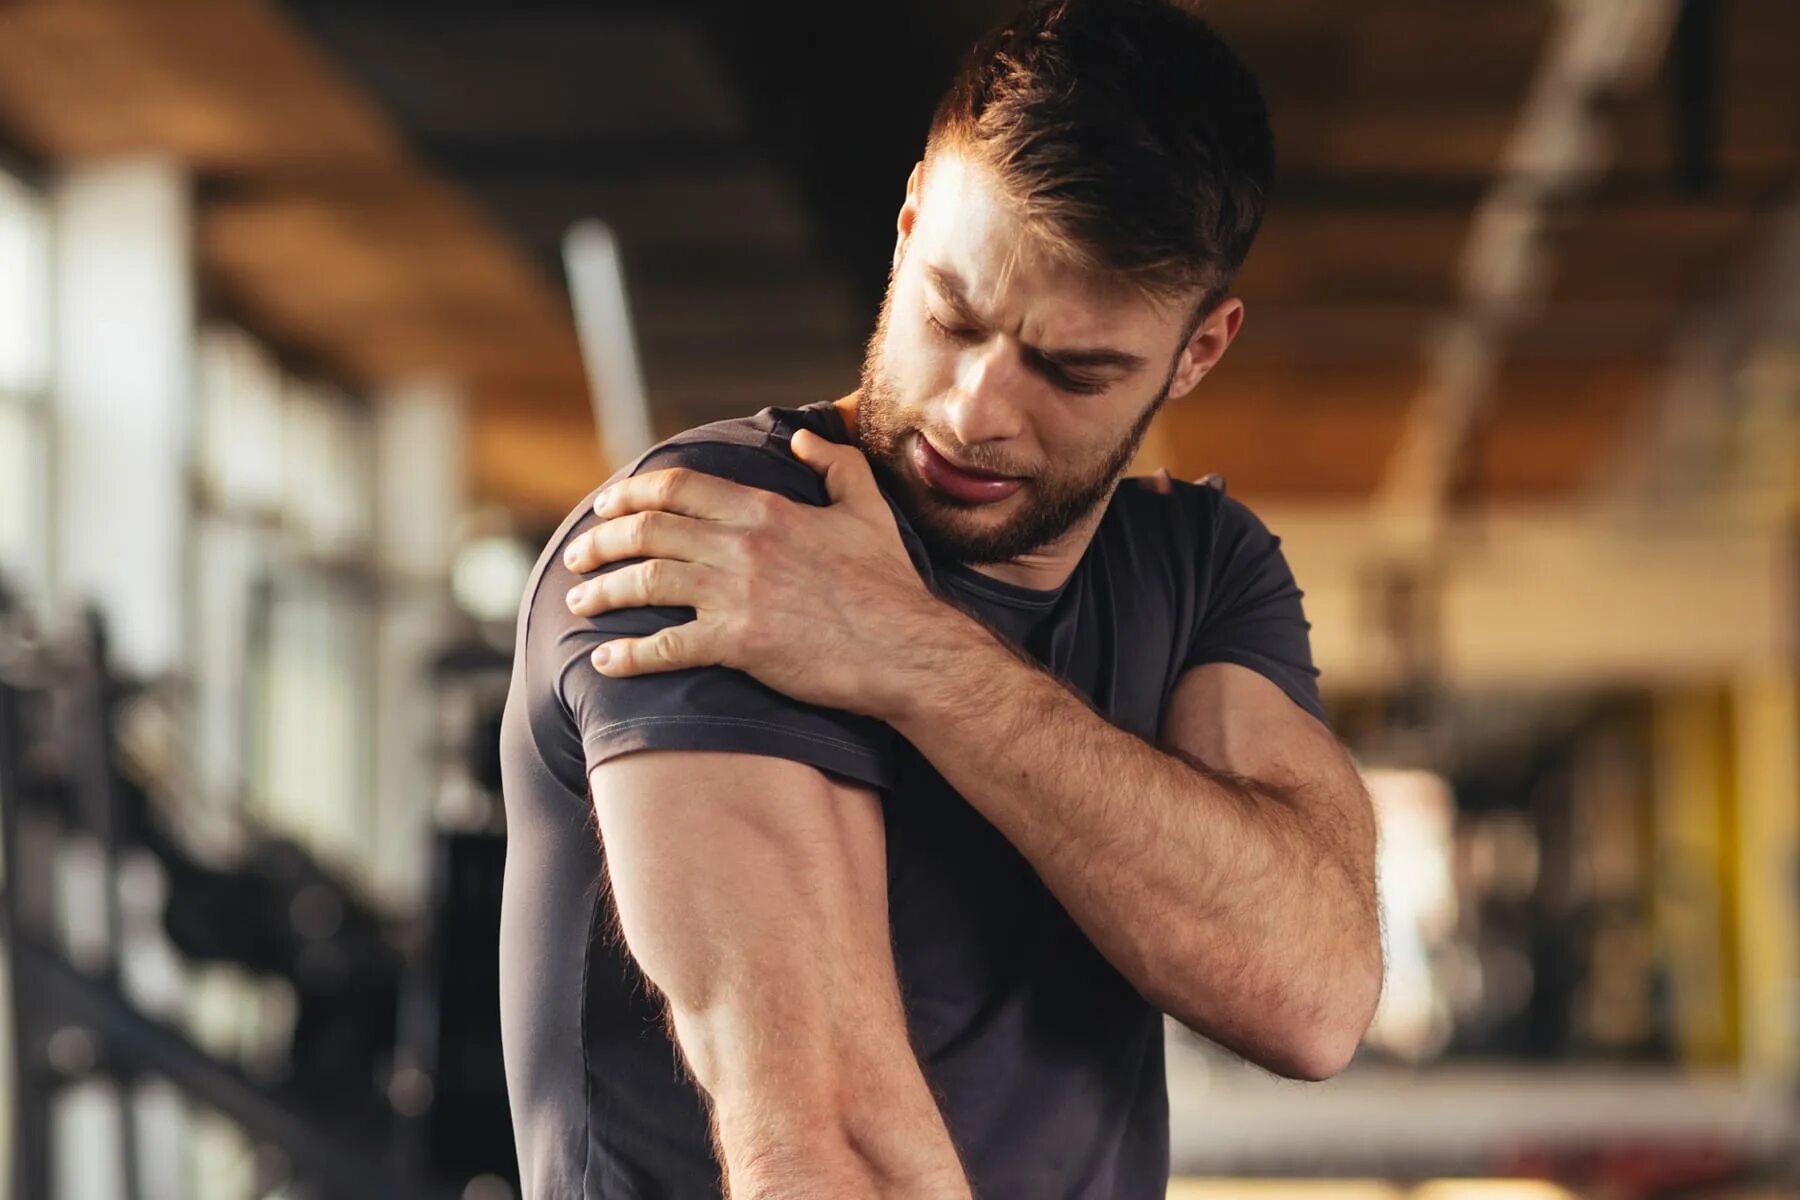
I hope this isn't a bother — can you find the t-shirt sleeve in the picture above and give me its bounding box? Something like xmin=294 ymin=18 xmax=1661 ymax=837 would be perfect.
xmin=1181 ymin=491 xmax=1328 ymax=726
xmin=533 ymin=437 xmax=901 ymax=795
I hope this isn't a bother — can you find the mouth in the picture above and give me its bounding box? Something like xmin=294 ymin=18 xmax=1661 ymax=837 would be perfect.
xmin=913 ymin=434 xmax=1026 ymax=505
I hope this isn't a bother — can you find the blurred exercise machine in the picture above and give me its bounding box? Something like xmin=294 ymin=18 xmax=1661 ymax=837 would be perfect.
xmin=0 ymin=580 xmax=517 ymax=1200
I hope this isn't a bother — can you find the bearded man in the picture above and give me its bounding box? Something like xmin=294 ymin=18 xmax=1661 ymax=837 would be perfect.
xmin=499 ymin=2 xmax=1383 ymax=1196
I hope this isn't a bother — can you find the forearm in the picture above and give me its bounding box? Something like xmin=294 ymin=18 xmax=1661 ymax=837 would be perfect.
xmin=882 ymin=602 xmax=1379 ymax=1076
xmin=672 ymin=963 xmax=968 ymax=1198
xmin=705 ymin=1040 xmax=970 ymax=1200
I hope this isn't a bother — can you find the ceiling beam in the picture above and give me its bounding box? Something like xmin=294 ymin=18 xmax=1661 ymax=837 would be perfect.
xmin=1373 ymin=0 xmax=1682 ymax=551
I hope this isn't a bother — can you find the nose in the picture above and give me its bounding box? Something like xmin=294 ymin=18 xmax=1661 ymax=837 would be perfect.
xmin=944 ymin=340 xmax=1027 ymax=448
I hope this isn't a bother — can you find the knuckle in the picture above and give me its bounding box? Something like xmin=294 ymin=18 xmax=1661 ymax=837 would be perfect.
xmin=625 ymin=510 xmax=653 ymax=550
xmin=638 ymin=557 xmax=664 ymax=598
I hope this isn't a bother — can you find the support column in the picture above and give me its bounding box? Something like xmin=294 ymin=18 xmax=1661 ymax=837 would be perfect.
xmin=51 ymin=157 xmax=193 ymax=676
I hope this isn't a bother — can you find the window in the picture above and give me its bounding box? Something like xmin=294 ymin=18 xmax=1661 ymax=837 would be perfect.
xmin=192 ymin=328 xmax=380 ymax=886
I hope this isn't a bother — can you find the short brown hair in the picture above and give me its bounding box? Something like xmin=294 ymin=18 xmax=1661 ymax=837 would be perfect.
xmin=924 ymin=0 xmax=1273 ymax=321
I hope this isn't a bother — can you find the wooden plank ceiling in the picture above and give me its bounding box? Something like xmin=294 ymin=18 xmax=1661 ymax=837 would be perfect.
xmin=2 ymin=0 xmax=1796 ymax=521
xmin=0 ymin=0 xmax=593 ymax=515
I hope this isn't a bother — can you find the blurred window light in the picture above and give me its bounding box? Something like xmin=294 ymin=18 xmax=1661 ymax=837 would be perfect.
xmin=0 ymin=398 xmax=49 ymax=594
xmin=1364 ymin=767 xmax=1460 ymax=1063
xmin=1165 ymin=1183 xmax=1576 ymax=1200
xmin=200 ymin=329 xmax=377 ymax=555
xmin=256 ymin=579 xmax=376 ymax=883
xmin=0 ymin=167 xmax=51 ymax=598
xmin=0 ymin=167 xmax=50 ymax=393
xmin=1166 ymin=1182 xmax=1402 ymax=1199
xmin=452 ymin=533 xmax=536 ymax=625
xmin=280 ymin=378 xmax=373 ymax=556
xmin=196 ymin=327 xmax=286 ymax=516
xmin=191 ymin=514 xmax=262 ymax=817
xmin=1411 ymin=1183 xmax=1577 ymax=1200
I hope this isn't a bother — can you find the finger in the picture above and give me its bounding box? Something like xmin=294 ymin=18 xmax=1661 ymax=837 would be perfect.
xmin=564 ymin=510 xmax=719 ymax=573
xmin=591 ymin=621 xmax=714 ymax=676
xmin=566 ymin=558 xmax=707 ymax=617
xmin=1196 ymin=472 xmax=1225 ymax=491
xmin=593 ymin=467 xmax=773 ymax=524
xmin=789 ymin=427 xmax=882 ymax=510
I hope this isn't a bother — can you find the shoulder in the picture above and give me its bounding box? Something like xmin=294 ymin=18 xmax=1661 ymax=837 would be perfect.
xmin=550 ymin=405 xmax=834 ymax=568
xmin=619 ymin=403 xmax=835 ymax=507
xmin=512 ymin=405 xmax=831 ymax=637
xmin=1108 ymin=474 xmax=1275 ymax=559
xmin=1160 ymin=477 xmax=1284 ymax=567
xmin=1106 ymin=477 xmax=1300 ymax=623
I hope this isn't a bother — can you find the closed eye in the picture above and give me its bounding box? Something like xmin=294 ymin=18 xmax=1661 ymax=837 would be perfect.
xmin=927 ymin=312 xmax=1109 ymax=396
xmin=1030 ymin=353 xmax=1109 ymax=395
xmin=926 ymin=311 xmax=982 ymax=344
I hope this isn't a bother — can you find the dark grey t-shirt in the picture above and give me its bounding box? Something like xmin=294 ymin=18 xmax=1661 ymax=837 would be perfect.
xmin=498 ymin=399 xmax=1324 ymax=1199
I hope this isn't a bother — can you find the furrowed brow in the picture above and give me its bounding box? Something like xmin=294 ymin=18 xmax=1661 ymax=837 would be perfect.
xmin=925 ymin=263 xmax=982 ymax=323
xmin=923 ymin=262 xmax=1148 ymax=374
xmin=1038 ymin=344 xmax=1148 ymax=372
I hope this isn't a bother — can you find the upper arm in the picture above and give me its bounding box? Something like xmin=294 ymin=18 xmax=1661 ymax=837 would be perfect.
xmin=519 ymin=438 xmax=960 ymax=1183
xmin=589 ymin=746 xmax=902 ymax=1102
xmin=588 ymin=748 xmax=962 ymax=1187
xmin=1165 ymin=489 xmax=1369 ymax=854
xmin=1179 ymin=491 xmax=1326 ymax=726
xmin=1159 ymin=660 xmax=1358 ymax=797
xmin=1160 ymin=669 xmax=1372 ymax=943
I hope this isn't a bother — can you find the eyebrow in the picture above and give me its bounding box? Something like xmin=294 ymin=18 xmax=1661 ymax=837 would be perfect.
xmin=924 ymin=263 xmax=1150 ymax=373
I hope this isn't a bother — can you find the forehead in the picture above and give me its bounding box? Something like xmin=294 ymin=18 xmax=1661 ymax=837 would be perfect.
xmin=913 ymin=151 xmax=1171 ymax=337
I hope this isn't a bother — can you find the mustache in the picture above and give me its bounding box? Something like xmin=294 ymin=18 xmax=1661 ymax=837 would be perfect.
xmin=893 ymin=426 xmax=1027 ymax=480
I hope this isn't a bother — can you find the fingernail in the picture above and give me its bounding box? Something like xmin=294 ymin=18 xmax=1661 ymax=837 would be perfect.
xmin=592 ymin=645 xmax=612 ymax=668
xmin=566 ymin=584 xmax=585 ymax=607
xmin=563 ymin=546 xmax=580 ymax=569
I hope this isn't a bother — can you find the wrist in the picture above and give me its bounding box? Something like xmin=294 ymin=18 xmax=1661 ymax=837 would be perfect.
xmin=870 ymin=596 xmax=998 ymax=729
xmin=718 ymin=1063 xmax=967 ymax=1199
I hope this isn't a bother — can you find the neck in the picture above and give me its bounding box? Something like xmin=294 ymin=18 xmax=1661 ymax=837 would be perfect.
xmin=960 ymin=495 xmax=1112 ymax=594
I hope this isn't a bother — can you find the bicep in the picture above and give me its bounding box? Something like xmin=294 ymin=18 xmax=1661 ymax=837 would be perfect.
xmin=1159 ymin=661 xmax=1343 ymax=788
xmin=587 ymin=748 xmax=903 ymax=1103
xmin=1160 ymin=661 xmax=1373 ymax=863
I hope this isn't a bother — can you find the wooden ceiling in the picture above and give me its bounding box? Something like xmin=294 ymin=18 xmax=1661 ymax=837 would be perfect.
xmin=0 ymin=0 xmax=591 ymax=514
xmin=1 ymin=0 xmax=1796 ymax=521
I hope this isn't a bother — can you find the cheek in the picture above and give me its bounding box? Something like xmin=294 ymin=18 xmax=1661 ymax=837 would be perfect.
xmin=1038 ymin=408 xmax=1133 ymax=476
xmin=886 ymin=326 xmax=964 ymax=406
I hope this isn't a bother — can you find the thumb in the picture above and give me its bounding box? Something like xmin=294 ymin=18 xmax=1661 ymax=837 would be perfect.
xmin=790 ymin=426 xmax=880 ymax=509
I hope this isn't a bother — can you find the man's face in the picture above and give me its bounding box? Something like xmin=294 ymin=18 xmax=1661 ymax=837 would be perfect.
xmin=854 ymin=151 xmax=1205 ymax=567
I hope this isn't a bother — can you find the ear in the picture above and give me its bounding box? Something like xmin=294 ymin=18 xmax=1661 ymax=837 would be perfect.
xmin=893 ymin=159 xmax=925 ymax=269
xmin=1165 ymin=296 xmax=1245 ymax=399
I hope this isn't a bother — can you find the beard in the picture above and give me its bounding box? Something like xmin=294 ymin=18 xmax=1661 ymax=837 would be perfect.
xmin=852 ymin=273 xmax=1176 ymax=567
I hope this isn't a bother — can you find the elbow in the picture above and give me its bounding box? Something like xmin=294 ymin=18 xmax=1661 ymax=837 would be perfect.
xmin=1241 ymin=995 xmax=1371 ymax=1082
xmin=1273 ymin=1021 xmax=1362 ymax=1082
xmin=1271 ymin=948 xmax=1385 ymax=1082
xmin=1157 ymin=943 xmax=1383 ymax=1084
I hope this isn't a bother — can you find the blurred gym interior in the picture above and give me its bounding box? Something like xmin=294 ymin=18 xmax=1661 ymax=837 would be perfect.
xmin=0 ymin=1 xmax=1796 ymax=1197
